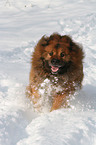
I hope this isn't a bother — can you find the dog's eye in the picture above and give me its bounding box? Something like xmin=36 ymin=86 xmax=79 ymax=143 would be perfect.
xmin=49 ymin=51 xmax=53 ymax=56
xmin=60 ymin=52 xmax=65 ymax=57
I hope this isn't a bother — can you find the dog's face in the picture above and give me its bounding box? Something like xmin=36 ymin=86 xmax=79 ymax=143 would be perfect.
xmin=40 ymin=34 xmax=73 ymax=74
xmin=42 ymin=42 xmax=71 ymax=74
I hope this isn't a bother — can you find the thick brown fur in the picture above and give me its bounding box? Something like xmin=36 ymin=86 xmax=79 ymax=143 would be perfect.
xmin=26 ymin=33 xmax=84 ymax=112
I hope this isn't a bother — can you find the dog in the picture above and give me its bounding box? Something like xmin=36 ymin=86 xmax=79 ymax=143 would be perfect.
xmin=26 ymin=33 xmax=84 ymax=112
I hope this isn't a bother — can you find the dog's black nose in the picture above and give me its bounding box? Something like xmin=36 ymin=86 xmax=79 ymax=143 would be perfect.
xmin=51 ymin=59 xmax=60 ymax=65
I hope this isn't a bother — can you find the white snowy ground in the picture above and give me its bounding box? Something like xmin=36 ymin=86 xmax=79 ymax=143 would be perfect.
xmin=0 ymin=0 xmax=96 ymax=145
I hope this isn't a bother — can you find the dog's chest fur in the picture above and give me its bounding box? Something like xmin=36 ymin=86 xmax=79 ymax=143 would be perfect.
xmin=38 ymin=77 xmax=63 ymax=97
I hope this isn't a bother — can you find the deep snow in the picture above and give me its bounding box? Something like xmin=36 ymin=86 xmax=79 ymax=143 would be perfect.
xmin=0 ymin=0 xmax=96 ymax=145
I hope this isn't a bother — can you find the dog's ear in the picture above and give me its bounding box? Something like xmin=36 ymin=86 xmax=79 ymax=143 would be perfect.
xmin=40 ymin=33 xmax=61 ymax=46
xmin=61 ymin=35 xmax=72 ymax=47
xmin=61 ymin=35 xmax=77 ymax=51
xmin=39 ymin=35 xmax=49 ymax=47
xmin=49 ymin=33 xmax=61 ymax=41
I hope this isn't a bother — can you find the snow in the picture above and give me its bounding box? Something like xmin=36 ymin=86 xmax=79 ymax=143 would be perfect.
xmin=0 ymin=0 xmax=96 ymax=145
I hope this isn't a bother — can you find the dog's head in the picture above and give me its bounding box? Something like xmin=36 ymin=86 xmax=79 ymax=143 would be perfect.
xmin=33 ymin=33 xmax=84 ymax=75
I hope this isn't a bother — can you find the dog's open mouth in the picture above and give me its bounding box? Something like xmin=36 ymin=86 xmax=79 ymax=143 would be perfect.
xmin=51 ymin=66 xmax=59 ymax=73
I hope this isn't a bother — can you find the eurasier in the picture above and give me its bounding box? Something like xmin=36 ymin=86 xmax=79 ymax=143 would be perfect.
xmin=26 ymin=33 xmax=84 ymax=112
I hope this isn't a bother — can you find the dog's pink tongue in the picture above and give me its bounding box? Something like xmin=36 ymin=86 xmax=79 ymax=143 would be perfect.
xmin=51 ymin=66 xmax=59 ymax=72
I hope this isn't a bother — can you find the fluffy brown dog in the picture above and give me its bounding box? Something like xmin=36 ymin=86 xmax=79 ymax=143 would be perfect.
xmin=26 ymin=33 xmax=84 ymax=112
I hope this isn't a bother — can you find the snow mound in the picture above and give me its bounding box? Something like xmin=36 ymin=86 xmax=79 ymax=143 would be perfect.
xmin=17 ymin=110 xmax=96 ymax=145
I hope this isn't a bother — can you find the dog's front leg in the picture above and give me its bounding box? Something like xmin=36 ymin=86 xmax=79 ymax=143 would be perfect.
xmin=50 ymin=94 xmax=68 ymax=111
